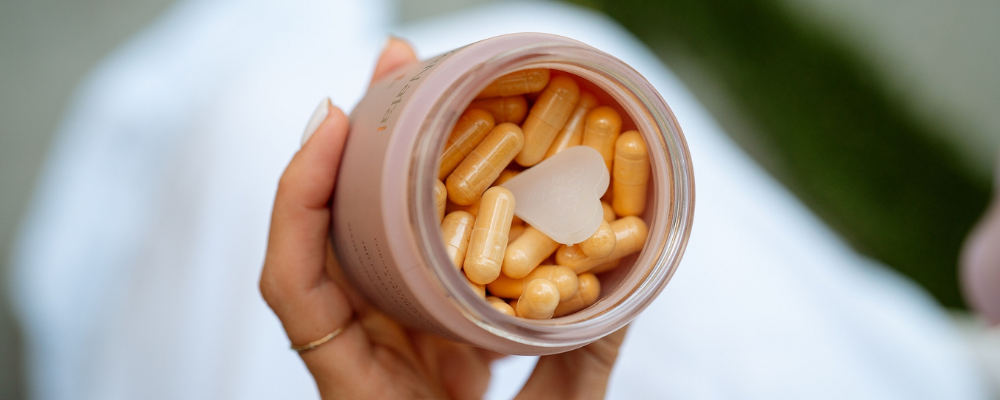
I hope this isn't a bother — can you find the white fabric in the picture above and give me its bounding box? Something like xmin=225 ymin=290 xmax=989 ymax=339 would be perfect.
xmin=10 ymin=0 xmax=991 ymax=399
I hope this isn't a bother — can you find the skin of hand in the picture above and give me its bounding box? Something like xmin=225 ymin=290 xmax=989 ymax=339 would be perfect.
xmin=259 ymin=37 xmax=629 ymax=400
xmin=960 ymin=154 xmax=1000 ymax=325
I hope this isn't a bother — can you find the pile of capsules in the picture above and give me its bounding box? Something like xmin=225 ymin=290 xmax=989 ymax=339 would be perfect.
xmin=436 ymin=68 xmax=650 ymax=320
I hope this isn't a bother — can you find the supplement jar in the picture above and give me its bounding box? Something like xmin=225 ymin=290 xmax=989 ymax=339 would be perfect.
xmin=332 ymin=32 xmax=694 ymax=355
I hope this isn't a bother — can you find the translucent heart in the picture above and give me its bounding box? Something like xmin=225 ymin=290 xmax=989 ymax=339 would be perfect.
xmin=500 ymin=146 xmax=609 ymax=245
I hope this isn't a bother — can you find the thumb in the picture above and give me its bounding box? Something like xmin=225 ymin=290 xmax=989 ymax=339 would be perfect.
xmin=515 ymin=326 xmax=629 ymax=400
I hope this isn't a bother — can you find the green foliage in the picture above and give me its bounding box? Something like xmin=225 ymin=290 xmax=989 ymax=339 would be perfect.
xmin=569 ymin=0 xmax=991 ymax=307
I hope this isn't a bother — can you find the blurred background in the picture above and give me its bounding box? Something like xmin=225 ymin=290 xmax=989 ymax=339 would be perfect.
xmin=1 ymin=0 xmax=997 ymax=398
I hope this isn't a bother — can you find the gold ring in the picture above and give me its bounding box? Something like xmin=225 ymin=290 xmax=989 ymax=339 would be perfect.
xmin=290 ymin=317 xmax=353 ymax=353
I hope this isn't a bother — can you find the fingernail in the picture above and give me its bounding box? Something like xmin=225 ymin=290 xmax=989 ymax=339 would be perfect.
xmin=301 ymin=97 xmax=331 ymax=146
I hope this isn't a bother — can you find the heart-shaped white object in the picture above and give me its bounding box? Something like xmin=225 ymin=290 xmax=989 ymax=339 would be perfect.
xmin=500 ymin=146 xmax=609 ymax=245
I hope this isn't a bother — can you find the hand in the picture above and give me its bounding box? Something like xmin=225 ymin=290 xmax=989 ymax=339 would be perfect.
xmin=260 ymin=37 xmax=628 ymax=399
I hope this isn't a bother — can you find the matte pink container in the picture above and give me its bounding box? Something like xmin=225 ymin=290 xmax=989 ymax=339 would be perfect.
xmin=332 ymin=33 xmax=694 ymax=355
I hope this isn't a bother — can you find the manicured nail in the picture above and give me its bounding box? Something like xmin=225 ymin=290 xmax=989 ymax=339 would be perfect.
xmin=301 ymin=97 xmax=331 ymax=146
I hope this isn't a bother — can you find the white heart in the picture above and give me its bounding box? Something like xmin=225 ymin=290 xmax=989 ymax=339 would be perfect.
xmin=501 ymin=146 xmax=609 ymax=245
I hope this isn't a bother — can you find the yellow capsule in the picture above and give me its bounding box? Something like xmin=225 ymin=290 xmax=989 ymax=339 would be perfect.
xmin=544 ymin=91 xmax=599 ymax=159
xmin=515 ymin=75 xmax=581 ymax=166
xmin=463 ymin=187 xmax=516 ymax=284
xmin=508 ymin=298 xmax=519 ymax=311
xmin=613 ymin=130 xmax=650 ymax=217
xmin=446 ymin=198 xmax=481 ymax=217
xmin=446 ymin=123 xmax=524 ymax=205
xmin=589 ymin=259 xmax=621 ymax=274
xmin=486 ymin=265 xmax=578 ymax=301
xmin=467 ymin=278 xmax=486 ymax=299
xmin=515 ymin=279 xmax=560 ymax=319
xmin=602 ymin=201 xmax=616 ymax=222
xmin=487 ymin=296 xmax=517 ymax=316
xmin=468 ymin=96 xmax=529 ymax=125
xmin=507 ymin=221 xmax=526 ymax=244
xmin=476 ymin=68 xmax=550 ymax=99
xmin=492 ymin=168 xmax=520 ymax=186
xmin=578 ymin=219 xmax=617 ymax=258
xmin=502 ymin=226 xmax=560 ymax=279
xmin=435 ymin=179 xmax=447 ymax=223
xmin=438 ymin=109 xmax=495 ymax=180
xmin=582 ymin=106 xmax=622 ymax=173
xmin=553 ymin=273 xmax=601 ymax=317
xmin=555 ymin=216 xmax=648 ymax=273
xmin=441 ymin=211 xmax=475 ymax=270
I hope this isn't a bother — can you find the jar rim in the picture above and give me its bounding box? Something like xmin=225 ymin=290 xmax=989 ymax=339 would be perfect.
xmin=408 ymin=33 xmax=695 ymax=348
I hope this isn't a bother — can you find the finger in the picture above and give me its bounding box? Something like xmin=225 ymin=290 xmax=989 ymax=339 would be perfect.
xmin=514 ymin=326 xmax=629 ymax=400
xmin=370 ymin=36 xmax=418 ymax=86
xmin=411 ymin=332 xmax=491 ymax=400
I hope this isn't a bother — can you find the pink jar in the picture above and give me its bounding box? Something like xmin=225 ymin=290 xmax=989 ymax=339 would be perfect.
xmin=332 ymin=32 xmax=694 ymax=355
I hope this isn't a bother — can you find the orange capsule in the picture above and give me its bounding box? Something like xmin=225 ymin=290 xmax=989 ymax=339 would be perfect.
xmin=463 ymin=187 xmax=516 ymax=284
xmin=507 ymin=221 xmax=526 ymax=244
xmin=492 ymin=168 xmax=520 ymax=186
xmin=515 ymin=75 xmax=581 ymax=166
xmin=435 ymin=179 xmax=447 ymax=223
xmin=578 ymin=219 xmax=616 ymax=258
xmin=613 ymin=131 xmax=650 ymax=217
xmin=487 ymin=265 xmax=579 ymax=301
xmin=602 ymin=201 xmax=616 ymax=222
xmin=555 ymin=216 xmax=648 ymax=274
xmin=446 ymin=123 xmax=524 ymax=205
xmin=487 ymin=296 xmax=517 ymax=316
xmin=581 ymin=106 xmax=622 ymax=173
xmin=441 ymin=211 xmax=475 ymax=270
xmin=467 ymin=278 xmax=486 ymax=299
xmin=553 ymin=273 xmax=601 ymax=317
xmin=589 ymin=259 xmax=621 ymax=275
xmin=469 ymin=96 xmax=529 ymax=124
xmin=476 ymin=68 xmax=550 ymax=99
xmin=515 ymin=279 xmax=560 ymax=319
xmin=446 ymin=198 xmax=481 ymax=217
xmin=544 ymin=91 xmax=598 ymax=159
xmin=502 ymin=226 xmax=561 ymax=279
xmin=438 ymin=109 xmax=495 ymax=180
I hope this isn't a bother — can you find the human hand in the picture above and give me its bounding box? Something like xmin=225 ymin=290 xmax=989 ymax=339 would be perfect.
xmin=259 ymin=37 xmax=629 ymax=399
xmin=961 ymin=152 xmax=1000 ymax=325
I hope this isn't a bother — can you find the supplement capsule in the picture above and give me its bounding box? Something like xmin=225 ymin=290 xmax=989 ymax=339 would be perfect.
xmin=447 ymin=123 xmax=524 ymax=205
xmin=463 ymin=187 xmax=516 ymax=284
xmin=515 ymin=75 xmax=581 ymax=166
xmin=487 ymin=296 xmax=517 ymax=316
xmin=515 ymin=279 xmax=560 ymax=319
xmin=469 ymin=96 xmax=529 ymax=125
xmin=438 ymin=109 xmax=495 ymax=180
xmin=544 ymin=91 xmax=598 ymax=159
xmin=476 ymin=68 xmax=550 ymax=99
xmin=441 ymin=211 xmax=475 ymax=270
xmin=502 ymin=226 xmax=561 ymax=279
xmin=446 ymin=198 xmax=481 ymax=217
xmin=553 ymin=273 xmax=601 ymax=317
xmin=582 ymin=106 xmax=622 ymax=173
xmin=589 ymin=259 xmax=621 ymax=274
xmin=435 ymin=179 xmax=447 ymax=223
xmin=507 ymin=221 xmax=526 ymax=244
xmin=556 ymin=216 xmax=648 ymax=274
xmin=486 ymin=265 xmax=579 ymax=301
xmin=492 ymin=168 xmax=520 ymax=186
xmin=467 ymin=278 xmax=486 ymax=299
xmin=613 ymin=131 xmax=650 ymax=217
xmin=602 ymin=201 xmax=616 ymax=222
xmin=578 ymin=219 xmax=616 ymax=258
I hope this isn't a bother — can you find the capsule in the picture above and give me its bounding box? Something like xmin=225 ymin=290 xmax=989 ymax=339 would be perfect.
xmin=447 ymin=123 xmax=524 ymax=205
xmin=469 ymin=96 xmax=529 ymax=125
xmin=467 ymin=278 xmax=486 ymax=299
xmin=602 ymin=201 xmax=616 ymax=222
xmin=544 ymin=91 xmax=598 ymax=159
xmin=581 ymin=106 xmax=622 ymax=173
xmin=476 ymin=68 xmax=550 ymax=99
xmin=463 ymin=187 xmax=516 ymax=284
xmin=507 ymin=221 xmax=526 ymax=244
xmin=502 ymin=226 xmax=560 ymax=279
xmin=613 ymin=131 xmax=650 ymax=217
xmin=515 ymin=75 xmax=581 ymax=166
xmin=441 ymin=211 xmax=475 ymax=270
xmin=492 ymin=168 xmax=520 ymax=186
xmin=435 ymin=179 xmax=447 ymax=223
xmin=578 ymin=219 xmax=617 ymax=258
xmin=589 ymin=259 xmax=621 ymax=274
xmin=487 ymin=296 xmax=516 ymax=316
xmin=515 ymin=279 xmax=560 ymax=319
xmin=553 ymin=273 xmax=601 ymax=317
xmin=555 ymin=216 xmax=648 ymax=274
xmin=487 ymin=265 xmax=578 ymax=301
xmin=438 ymin=109 xmax=495 ymax=180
